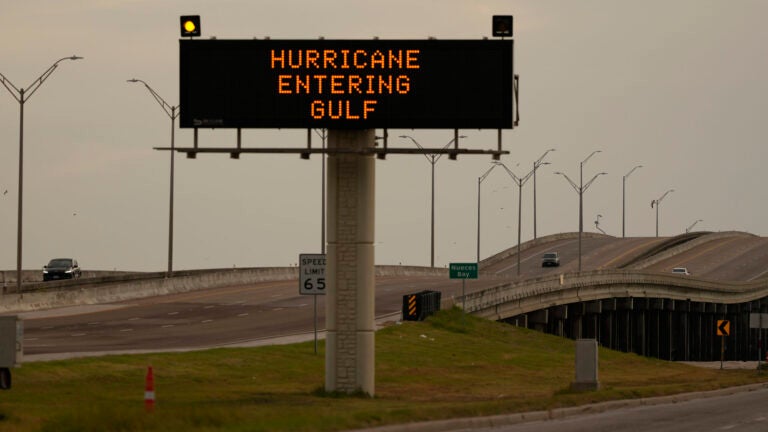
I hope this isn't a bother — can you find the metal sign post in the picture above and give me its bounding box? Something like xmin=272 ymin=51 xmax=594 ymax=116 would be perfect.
xmin=717 ymin=320 xmax=730 ymax=369
xmin=449 ymin=263 xmax=478 ymax=325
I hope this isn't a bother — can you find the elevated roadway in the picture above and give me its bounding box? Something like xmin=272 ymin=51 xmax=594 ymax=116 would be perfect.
xmin=6 ymin=231 xmax=768 ymax=361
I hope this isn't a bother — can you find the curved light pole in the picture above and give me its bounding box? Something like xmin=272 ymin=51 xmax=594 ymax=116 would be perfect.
xmin=494 ymin=161 xmax=535 ymax=276
xmin=595 ymin=214 xmax=606 ymax=234
xmin=622 ymin=165 xmax=642 ymax=238
xmin=127 ymin=79 xmax=178 ymax=276
xmin=477 ymin=164 xmax=501 ymax=263
xmin=532 ymin=148 xmax=555 ymax=239
xmin=0 ymin=55 xmax=83 ymax=293
xmin=400 ymin=134 xmax=466 ymax=268
xmin=651 ymin=189 xmax=674 ymax=237
xmin=686 ymin=219 xmax=703 ymax=233
xmin=555 ymin=152 xmax=605 ymax=272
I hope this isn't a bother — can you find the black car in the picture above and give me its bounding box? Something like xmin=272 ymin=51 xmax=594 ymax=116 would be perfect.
xmin=541 ymin=252 xmax=560 ymax=267
xmin=43 ymin=258 xmax=81 ymax=281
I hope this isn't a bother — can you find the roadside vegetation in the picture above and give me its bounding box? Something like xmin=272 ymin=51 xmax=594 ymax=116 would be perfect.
xmin=0 ymin=307 xmax=765 ymax=431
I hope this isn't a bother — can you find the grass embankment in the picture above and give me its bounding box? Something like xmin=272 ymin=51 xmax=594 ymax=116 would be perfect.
xmin=1 ymin=308 xmax=766 ymax=431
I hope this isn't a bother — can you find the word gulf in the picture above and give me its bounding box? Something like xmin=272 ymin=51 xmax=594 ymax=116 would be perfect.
xmin=271 ymin=48 xmax=421 ymax=121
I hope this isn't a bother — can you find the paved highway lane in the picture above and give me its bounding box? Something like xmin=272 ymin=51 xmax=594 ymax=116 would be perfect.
xmin=645 ymin=236 xmax=768 ymax=281
xmin=21 ymin=275 xmax=504 ymax=356
xmin=458 ymin=387 xmax=768 ymax=432
xmin=484 ymin=232 xmax=768 ymax=282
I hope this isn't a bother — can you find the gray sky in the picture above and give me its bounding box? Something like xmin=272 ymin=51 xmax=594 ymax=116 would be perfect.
xmin=1 ymin=0 xmax=766 ymax=272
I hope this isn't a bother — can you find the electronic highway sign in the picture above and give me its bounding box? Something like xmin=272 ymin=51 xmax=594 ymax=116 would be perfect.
xmin=179 ymin=39 xmax=514 ymax=129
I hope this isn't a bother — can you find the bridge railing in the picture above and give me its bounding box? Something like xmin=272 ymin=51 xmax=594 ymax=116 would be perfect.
xmin=461 ymin=269 xmax=768 ymax=320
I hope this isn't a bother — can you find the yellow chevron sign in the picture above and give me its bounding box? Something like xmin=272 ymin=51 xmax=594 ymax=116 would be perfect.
xmin=717 ymin=320 xmax=730 ymax=336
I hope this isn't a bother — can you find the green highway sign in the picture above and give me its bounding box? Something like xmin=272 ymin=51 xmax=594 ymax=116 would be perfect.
xmin=449 ymin=262 xmax=478 ymax=279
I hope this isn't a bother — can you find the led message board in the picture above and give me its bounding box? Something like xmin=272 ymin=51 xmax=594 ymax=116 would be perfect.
xmin=180 ymin=39 xmax=513 ymax=129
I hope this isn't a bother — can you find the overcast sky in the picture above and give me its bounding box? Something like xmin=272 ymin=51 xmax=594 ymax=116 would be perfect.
xmin=1 ymin=1 xmax=766 ymax=272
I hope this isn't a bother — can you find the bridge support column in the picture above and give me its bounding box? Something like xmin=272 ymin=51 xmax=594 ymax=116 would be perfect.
xmin=325 ymin=129 xmax=376 ymax=395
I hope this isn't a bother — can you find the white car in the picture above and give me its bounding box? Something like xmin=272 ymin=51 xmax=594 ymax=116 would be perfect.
xmin=671 ymin=267 xmax=690 ymax=276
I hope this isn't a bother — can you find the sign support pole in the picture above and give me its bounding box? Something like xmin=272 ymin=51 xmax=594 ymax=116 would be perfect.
xmin=720 ymin=335 xmax=725 ymax=370
xmin=462 ymin=278 xmax=466 ymax=327
xmin=325 ymin=129 xmax=375 ymax=396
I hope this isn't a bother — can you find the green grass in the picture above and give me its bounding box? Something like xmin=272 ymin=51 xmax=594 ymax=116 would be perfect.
xmin=1 ymin=307 xmax=765 ymax=431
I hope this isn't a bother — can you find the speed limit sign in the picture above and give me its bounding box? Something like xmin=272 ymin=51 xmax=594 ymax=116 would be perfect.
xmin=299 ymin=253 xmax=326 ymax=295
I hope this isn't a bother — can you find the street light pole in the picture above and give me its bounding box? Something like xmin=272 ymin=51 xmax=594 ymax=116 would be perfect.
xmin=532 ymin=149 xmax=555 ymax=240
xmin=401 ymin=135 xmax=465 ymax=267
xmin=554 ymin=150 xmax=605 ymax=272
xmin=651 ymin=189 xmax=674 ymax=237
xmin=0 ymin=56 xmax=83 ymax=293
xmin=314 ymin=129 xmax=327 ymax=254
xmin=477 ymin=164 xmax=500 ymax=263
xmin=495 ymin=162 xmax=535 ymax=276
xmin=686 ymin=219 xmax=703 ymax=233
xmin=622 ymin=165 xmax=642 ymax=238
xmin=127 ymin=79 xmax=179 ymax=276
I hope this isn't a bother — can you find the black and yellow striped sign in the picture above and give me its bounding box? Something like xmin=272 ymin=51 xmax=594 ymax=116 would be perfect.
xmin=407 ymin=295 xmax=417 ymax=318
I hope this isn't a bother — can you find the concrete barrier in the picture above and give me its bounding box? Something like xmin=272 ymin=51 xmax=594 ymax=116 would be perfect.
xmin=461 ymin=269 xmax=768 ymax=321
xmin=0 ymin=265 xmax=447 ymax=313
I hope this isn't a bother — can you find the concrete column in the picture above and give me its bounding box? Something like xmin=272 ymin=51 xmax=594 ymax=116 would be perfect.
xmin=325 ymin=129 xmax=375 ymax=395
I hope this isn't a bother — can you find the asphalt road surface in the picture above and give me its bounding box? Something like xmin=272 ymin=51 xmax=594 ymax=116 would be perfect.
xmin=458 ymin=387 xmax=768 ymax=432
xmin=21 ymin=275 xmax=503 ymax=357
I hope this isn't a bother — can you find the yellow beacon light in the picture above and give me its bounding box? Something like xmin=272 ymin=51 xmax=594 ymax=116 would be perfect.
xmin=180 ymin=15 xmax=201 ymax=37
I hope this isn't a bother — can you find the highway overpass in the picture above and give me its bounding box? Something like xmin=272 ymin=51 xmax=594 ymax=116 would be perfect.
xmin=3 ymin=231 xmax=767 ymax=362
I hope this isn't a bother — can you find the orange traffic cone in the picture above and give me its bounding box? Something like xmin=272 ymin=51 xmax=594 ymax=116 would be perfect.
xmin=145 ymin=366 xmax=155 ymax=412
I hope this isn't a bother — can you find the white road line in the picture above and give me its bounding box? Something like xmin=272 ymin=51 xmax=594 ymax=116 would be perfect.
xmin=273 ymin=308 xmax=284 ymax=311
xmin=25 ymin=338 xmax=38 ymax=341
xmin=41 ymin=326 xmax=54 ymax=330
xmin=168 ymin=312 xmax=179 ymax=315
xmin=161 ymin=324 xmax=174 ymax=328
xmin=88 ymin=322 xmax=100 ymax=326
xmin=120 ymin=328 xmax=133 ymax=332
xmin=204 ymin=305 xmax=215 ymax=309
xmin=71 ymin=333 xmax=86 ymax=337
xmin=201 ymin=319 xmax=213 ymax=323
xmin=129 ymin=317 xmax=140 ymax=321
xmin=237 ymin=313 xmax=249 ymax=317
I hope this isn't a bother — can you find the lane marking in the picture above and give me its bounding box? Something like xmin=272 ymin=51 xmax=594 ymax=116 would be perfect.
xmin=162 ymin=324 xmax=175 ymax=328
xmin=204 ymin=305 xmax=215 ymax=309
xmin=237 ymin=313 xmax=249 ymax=317
xmin=25 ymin=338 xmax=38 ymax=341
xmin=129 ymin=317 xmax=140 ymax=321
xmin=272 ymin=308 xmax=284 ymax=311
xmin=41 ymin=326 xmax=54 ymax=330
xmin=168 ymin=312 xmax=179 ymax=316
xmin=120 ymin=328 xmax=133 ymax=332
xmin=599 ymin=238 xmax=661 ymax=269
xmin=201 ymin=319 xmax=213 ymax=324
xmin=88 ymin=322 xmax=100 ymax=326
xmin=71 ymin=333 xmax=86 ymax=337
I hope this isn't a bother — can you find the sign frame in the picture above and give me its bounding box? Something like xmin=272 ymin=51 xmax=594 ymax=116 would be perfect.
xmin=449 ymin=262 xmax=478 ymax=280
xmin=179 ymin=38 xmax=514 ymax=130
xmin=299 ymin=253 xmax=326 ymax=295
xmin=717 ymin=319 xmax=730 ymax=336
